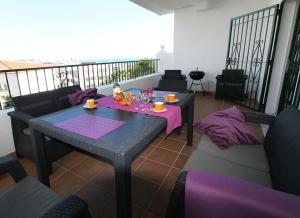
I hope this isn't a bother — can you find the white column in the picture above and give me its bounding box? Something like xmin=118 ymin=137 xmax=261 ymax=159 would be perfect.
xmin=156 ymin=45 xmax=173 ymax=73
xmin=265 ymin=0 xmax=299 ymax=114
xmin=0 ymin=108 xmax=15 ymax=157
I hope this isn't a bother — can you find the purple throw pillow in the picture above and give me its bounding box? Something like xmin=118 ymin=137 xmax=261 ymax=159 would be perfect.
xmin=194 ymin=106 xmax=260 ymax=149
xmin=68 ymin=88 xmax=97 ymax=106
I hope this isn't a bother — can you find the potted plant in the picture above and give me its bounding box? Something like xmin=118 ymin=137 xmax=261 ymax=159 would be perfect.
xmin=1 ymin=95 xmax=12 ymax=109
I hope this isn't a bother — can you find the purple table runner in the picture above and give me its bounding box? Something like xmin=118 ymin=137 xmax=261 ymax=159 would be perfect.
xmin=97 ymin=96 xmax=182 ymax=135
xmin=54 ymin=114 xmax=125 ymax=140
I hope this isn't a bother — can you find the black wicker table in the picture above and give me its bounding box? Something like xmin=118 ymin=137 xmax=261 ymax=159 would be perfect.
xmin=29 ymin=91 xmax=194 ymax=218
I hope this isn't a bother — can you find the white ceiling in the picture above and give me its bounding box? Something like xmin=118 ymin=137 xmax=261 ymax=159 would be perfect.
xmin=129 ymin=0 xmax=224 ymax=15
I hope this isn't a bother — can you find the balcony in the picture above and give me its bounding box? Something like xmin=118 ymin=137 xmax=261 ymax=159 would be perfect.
xmin=0 ymin=58 xmax=270 ymax=218
xmin=0 ymin=91 xmax=265 ymax=217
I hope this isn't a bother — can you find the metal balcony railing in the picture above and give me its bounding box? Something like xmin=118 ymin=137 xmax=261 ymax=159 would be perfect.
xmin=0 ymin=59 xmax=159 ymax=109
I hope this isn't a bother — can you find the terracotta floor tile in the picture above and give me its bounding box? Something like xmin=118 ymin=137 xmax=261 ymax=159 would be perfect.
xmin=0 ymin=173 xmax=15 ymax=192
xmin=181 ymin=144 xmax=196 ymax=156
xmin=158 ymin=138 xmax=185 ymax=152
xmin=71 ymin=156 xmax=106 ymax=181
xmin=50 ymin=162 xmax=66 ymax=181
xmin=132 ymin=176 xmax=159 ymax=209
xmin=51 ymin=171 xmax=86 ymax=197
xmin=135 ymin=160 xmax=170 ymax=185
xmin=18 ymin=157 xmax=35 ymax=169
xmin=149 ymin=135 xmax=164 ymax=147
xmin=132 ymin=157 xmax=144 ymax=171
xmin=17 ymin=158 xmax=39 ymax=179
xmin=167 ymin=131 xmax=187 ymax=143
xmin=76 ymin=182 xmax=112 ymax=218
xmin=148 ymin=187 xmax=171 ymax=217
xmin=139 ymin=145 xmax=155 ymax=158
xmin=162 ymin=168 xmax=181 ymax=191
xmin=174 ymin=154 xmax=189 ymax=169
xmin=148 ymin=147 xmax=178 ymax=166
xmin=56 ymin=151 xmax=88 ymax=169
xmin=90 ymin=164 xmax=115 ymax=192
xmin=170 ymin=125 xmax=201 ymax=146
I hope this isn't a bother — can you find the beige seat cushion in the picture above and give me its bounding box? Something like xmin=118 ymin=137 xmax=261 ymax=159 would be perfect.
xmin=183 ymin=149 xmax=272 ymax=187
xmin=196 ymin=135 xmax=269 ymax=172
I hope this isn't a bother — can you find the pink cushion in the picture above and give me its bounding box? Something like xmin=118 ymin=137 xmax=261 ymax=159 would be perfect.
xmin=194 ymin=106 xmax=260 ymax=149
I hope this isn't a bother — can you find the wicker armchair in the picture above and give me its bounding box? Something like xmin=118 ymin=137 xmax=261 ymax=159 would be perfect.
xmin=157 ymin=70 xmax=188 ymax=92
xmin=215 ymin=69 xmax=247 ymax=100
xmin=0 ymin=156 xmax=91 ymax=218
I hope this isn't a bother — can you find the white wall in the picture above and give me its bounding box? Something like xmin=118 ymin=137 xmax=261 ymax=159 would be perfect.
xmin=0 ymin=108 xmax=15 ymax=156
xmin=156 ymin=45 xmax=173 ymax=73
xmin=173 ymin=0 xmax=276 ymax=92
xmin=265 ymin=0 xmax=299 ymax=114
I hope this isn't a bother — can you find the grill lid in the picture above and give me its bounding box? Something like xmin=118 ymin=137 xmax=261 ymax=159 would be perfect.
xmin=189 ymin=70 xmax=205 ymax=80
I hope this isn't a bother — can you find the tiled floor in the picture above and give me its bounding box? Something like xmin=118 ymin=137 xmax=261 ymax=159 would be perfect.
xmin=0 ymin=94 xmax=264 ymax=218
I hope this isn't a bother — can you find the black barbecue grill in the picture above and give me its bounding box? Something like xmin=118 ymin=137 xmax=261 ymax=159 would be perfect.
xmin=189 ymin=70 xmax=205 ymax=94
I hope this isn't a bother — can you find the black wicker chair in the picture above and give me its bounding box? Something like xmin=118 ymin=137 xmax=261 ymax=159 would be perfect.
xmin=0 ymin=156 xmax=91 ymax=218
xmin=161 ymin=70 xmax=187 ymax=80
xmin=158 ymin=70 xmax=188 ymax=92
xmin=215 ymin=69 xmax=247 ymax=100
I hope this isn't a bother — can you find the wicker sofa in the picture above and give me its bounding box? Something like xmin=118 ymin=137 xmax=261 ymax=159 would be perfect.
xmin=7 ymin=85 xmax=102 ymax=173
xmin=166 ymin=106 xmax=300 ymax=218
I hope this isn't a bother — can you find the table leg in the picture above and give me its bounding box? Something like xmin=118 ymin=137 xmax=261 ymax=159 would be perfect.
xmin=187 ymin=96 xmax=194 ymax=146
xmin=30 ymin=129 xmax=50 ymax=187
xmin=175 ymin=127 xmax=181 ymax=135
xmin=114 ymin=161 xmax=132 ymax=218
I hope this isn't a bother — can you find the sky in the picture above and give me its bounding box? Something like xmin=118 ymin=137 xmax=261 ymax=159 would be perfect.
xmin=0 ymin=0 xmax=173 ymax=61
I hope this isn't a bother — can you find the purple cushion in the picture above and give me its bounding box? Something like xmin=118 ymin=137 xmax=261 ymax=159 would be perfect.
xmin=186 ymin=169 xmax=300 ymax=218
xmin=68 ymin=88 xmax=97 ymax=106
xmin=194 ymin=106 xmax=260 ymax=149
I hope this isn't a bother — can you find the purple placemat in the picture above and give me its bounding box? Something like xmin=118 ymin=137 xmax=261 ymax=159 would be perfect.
xmin=54 ymin=114 xmax=125 ymax=140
